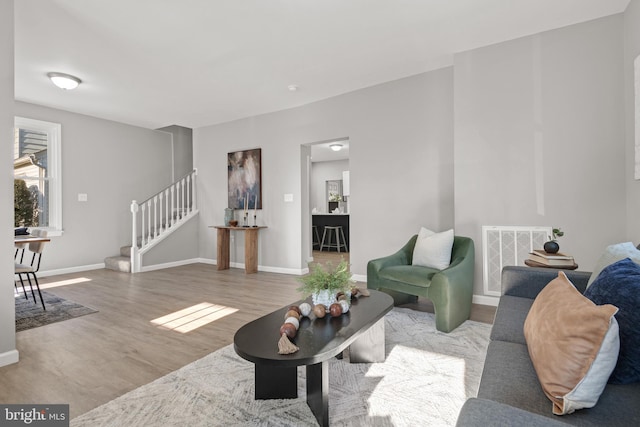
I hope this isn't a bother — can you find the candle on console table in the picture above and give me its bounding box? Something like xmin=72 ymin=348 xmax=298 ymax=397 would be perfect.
xmin=244 ymin=194 xmax=248 ymax=213
xmin=254 ymin=193 xmax=258 ymax=215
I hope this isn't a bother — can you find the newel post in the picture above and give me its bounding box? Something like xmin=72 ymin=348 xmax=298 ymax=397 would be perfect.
xmin=130 ymin=200 xmax=139 ymax=273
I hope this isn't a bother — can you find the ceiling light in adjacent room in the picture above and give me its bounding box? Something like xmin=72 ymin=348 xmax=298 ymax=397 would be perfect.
xmin=47 ymin=72 xmax=82 ymax=90
xmin=330 ymin=143 xmax=343 ymax=151
xmin=287 ymin=85 xmax=298 ymax=92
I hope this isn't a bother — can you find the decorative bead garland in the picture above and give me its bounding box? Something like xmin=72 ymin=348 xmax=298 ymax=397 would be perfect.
xmin=277 ymin=287 xmax=365 ymax=355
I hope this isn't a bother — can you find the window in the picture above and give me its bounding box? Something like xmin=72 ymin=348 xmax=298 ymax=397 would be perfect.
xmin=13 ymin=117 xmax=62 ymax=235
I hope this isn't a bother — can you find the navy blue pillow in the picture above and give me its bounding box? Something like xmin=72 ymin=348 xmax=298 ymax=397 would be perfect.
xmin=584 ymin=258 xmax=640 ymax=384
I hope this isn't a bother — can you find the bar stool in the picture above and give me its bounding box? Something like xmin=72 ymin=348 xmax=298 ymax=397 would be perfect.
xmin=320 ymin=226 xmax=348 ymax=253
xmin=312 ymin=225 xmax=321 ymax=249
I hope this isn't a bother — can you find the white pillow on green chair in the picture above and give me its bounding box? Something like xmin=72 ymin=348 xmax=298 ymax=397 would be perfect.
xmin=412 ymin=228 xmax=454 ymax=270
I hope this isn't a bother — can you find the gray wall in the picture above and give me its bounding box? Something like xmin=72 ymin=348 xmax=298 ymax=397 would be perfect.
xmin=310 ymin=159 xmax=349 ymax=213
xmin=157 ymin=124 xmax=193 ymax=180
xmin=194 ymin=67 xmax=455 ymax=276
xmin=1 ymin=0 xmax=17 ymax=366
xmin=14 ymin=102 xmax=174 ymax=272
xmin=625 ymin=0 xmax=640 ymax=241
xmin=4 ymin=5 xmax=634 ymax=308
xmin=142 ymin=218 xmax=199 ymax=267
xmin=454 ymin=14 xmax=626 ymax=296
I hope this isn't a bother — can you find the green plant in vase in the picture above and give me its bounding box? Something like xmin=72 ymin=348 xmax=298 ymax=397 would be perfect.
xmin=298 ymin=259 xmax=354 ymax=309
xmin=544 ymin=227 xmax=564 ymax=254
xmin=329 ymin=193 xmax=342 ymax=202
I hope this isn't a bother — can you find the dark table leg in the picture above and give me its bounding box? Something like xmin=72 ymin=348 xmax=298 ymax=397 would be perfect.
xmin=349 ymin=317 xmax=386 ymax=363
xmin=255 ymin=365 xmax=297 ymax=399
xmin=306 ymin=361 xmax=329 ymax=427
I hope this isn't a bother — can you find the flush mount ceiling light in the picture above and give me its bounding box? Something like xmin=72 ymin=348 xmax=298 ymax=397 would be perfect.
xmin=287 ymin=85 xmax=299 ymax=92
xmin=329 ymin=143 xmax=343 ymax=152
xmin=47 ymin=72 xmax=82 ymax=90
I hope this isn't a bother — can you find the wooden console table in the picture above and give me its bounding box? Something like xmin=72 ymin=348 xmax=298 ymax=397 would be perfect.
xmin=211 ymin=226 xmax=267 ymax=274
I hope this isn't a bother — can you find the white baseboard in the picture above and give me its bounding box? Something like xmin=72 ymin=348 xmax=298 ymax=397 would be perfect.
xmin=472 ymin=294 xmax=500 ymax=307
xmin=140 ymin=258 xmax=203 ymax=272
xmin=0 ymin=349 xmax=19 ymax=367
xmin=145 ymin=257 xmax=309 ymax=275
xmin=39 ymin=263 xmax=105 ymax=278
xmin=351 ymin=273 xmax=366 ymax=283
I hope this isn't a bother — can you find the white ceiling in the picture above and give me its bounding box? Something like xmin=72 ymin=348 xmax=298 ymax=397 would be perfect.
xmin=310 ymin=139 xmax=349 ymax=163
xmin=15 ymin=0 xmax=629 ymax=130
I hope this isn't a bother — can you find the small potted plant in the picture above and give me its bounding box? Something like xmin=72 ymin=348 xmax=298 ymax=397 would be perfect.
xmin=544 ymin=227 xmax=564 ymax=254
xmin=328 ymin=193 xmax=342 ymax=213
xmin=298 ymin=259 xmax=354 ymax=309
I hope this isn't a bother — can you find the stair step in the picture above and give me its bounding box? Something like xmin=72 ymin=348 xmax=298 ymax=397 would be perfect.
xmin=104 ymin=256 xmax=131 ymax=273
xmin=120 ymin=245 xmax=132 ymax=257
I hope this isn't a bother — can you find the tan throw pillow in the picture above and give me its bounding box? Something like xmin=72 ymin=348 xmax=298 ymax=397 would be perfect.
xmin=523 ymin=271 xmax=620 ymax=415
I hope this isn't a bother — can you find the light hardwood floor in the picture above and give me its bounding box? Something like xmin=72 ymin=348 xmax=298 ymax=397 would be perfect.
xmin=2 ymin=262 xmax=495 ymax=419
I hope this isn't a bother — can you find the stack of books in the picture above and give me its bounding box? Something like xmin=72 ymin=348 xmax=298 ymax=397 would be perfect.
xmin=527 ymin=250 xmax=575 ymax=267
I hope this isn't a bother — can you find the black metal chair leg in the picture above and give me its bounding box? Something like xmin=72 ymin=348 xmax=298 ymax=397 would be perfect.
xmin=30 ymin=273 xmax=45 ymax=311
xmin=17 ymin=274 xmax=29 ymax=300
xmin=24 ymin=273 xmax=38 ymax=304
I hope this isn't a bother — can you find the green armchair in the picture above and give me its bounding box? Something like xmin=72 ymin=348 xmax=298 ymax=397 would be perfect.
xmin=367 ymin=235 xmax=475 ymax=333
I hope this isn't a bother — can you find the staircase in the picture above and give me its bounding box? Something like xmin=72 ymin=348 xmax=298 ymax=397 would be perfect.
xmin=104 ymin=244 xmax=134 ymax=273
xmin=105 ymin=170 xmax=199 ymax=273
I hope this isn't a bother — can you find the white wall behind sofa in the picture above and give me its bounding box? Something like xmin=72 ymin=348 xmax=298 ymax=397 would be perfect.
xmin=624 ymin=0 xmax=640 ymax=241
xmin=454 ymin=14 xmax=627 ymax=297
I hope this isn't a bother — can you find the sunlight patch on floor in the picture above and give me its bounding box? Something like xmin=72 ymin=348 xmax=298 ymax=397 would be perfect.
xmin=151 ymin=302 xmax=239 ymax=333
xmin=364 ymin=344 xmax=468 ymax=422
xmin=40 ymin=277 xmax=92 ymax=289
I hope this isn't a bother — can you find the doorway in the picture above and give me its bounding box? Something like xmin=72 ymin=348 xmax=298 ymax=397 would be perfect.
xmin=302 ymin=138 xmax=350 ymax=269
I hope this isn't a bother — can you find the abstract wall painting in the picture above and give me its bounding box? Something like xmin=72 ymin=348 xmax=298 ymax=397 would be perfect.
xmin=228 ymin=148 xmax=262 ymax=210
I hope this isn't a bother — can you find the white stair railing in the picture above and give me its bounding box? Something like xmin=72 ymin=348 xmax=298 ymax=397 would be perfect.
xmin=130 ymin=169 xmax=198 ymax=273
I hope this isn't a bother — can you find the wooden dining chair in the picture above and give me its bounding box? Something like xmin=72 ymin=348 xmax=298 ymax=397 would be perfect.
xmin=15 ymin=229 xmax=48 ymax=310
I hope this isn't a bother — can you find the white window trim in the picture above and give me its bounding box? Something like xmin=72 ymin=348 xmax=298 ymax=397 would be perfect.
xmin=14 ymin=117 xmax=63 ymax=236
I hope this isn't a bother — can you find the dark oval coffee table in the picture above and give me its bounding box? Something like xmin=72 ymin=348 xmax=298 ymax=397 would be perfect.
xmin=234 ymin=289 xmax=393 ymax=427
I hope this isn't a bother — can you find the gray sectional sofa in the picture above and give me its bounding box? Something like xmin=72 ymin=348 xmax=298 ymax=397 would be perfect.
xmin=456 ymin=266 xmax=640 ymax=426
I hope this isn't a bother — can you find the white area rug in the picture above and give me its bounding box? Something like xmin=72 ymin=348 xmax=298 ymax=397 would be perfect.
xmin=71 ymin=308 xmax=491 ymax=427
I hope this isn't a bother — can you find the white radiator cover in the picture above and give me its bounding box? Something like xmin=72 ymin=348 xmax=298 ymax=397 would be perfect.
xmin=482 ymin=226 xmax=552 ymax=296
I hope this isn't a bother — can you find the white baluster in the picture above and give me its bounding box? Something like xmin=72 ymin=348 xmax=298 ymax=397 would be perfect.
xmin=187 ymin=175 xmax=191 ymax=214
xmin=170 ymin=185 xmax=176 ymax=226
xmin=141 ymin=203 xmax=146 ymax=246
xmin=147 ymin=200 xmax=152 ymax=244
xmin=158 ymin=192 xmax=162 ymax=234
xmin=165 ymin=189 xmax=170 ymax=230
xmin=153 ymin=195 xmax=158 ymax=238
xmin=175 ymin=180 xmax=180 ymax=220
xmin=192 ymin=169 xmax=198 ymax=211
xmin=181 ymin=178 xmax=186 ymax=219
